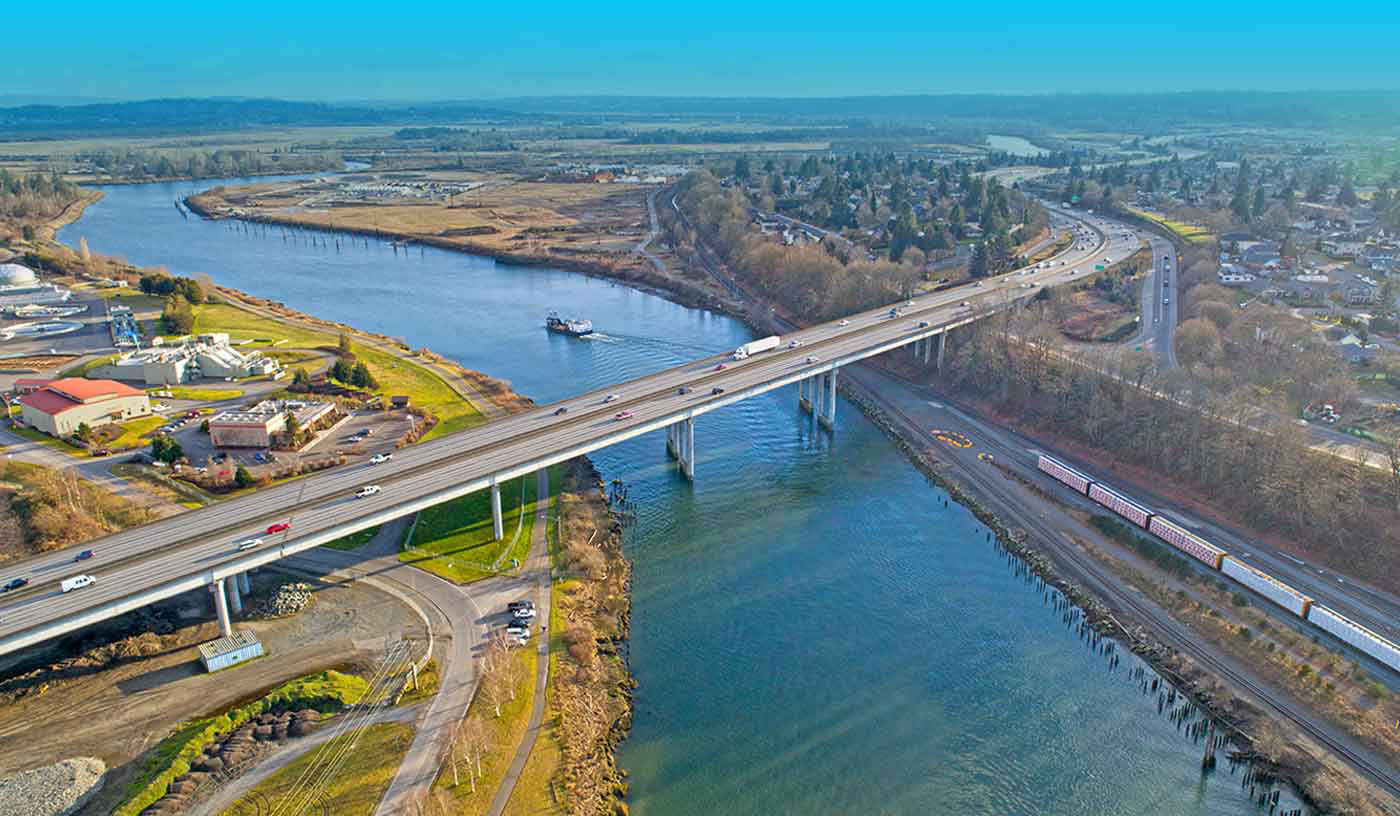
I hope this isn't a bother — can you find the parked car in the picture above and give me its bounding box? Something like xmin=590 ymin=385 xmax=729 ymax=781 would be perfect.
xmin=74 ymin=549 xmax=94 ymax=562
xmin=508 ymin=600 xmax=537 ymax=619
xmin=3 ymin=577 xmax=28 ymax=592
xmin=266 ymin=522 xmax=291 ymax=534
xmin=506 ymin=618 xmax=531 ymax=636
xmin=355 ymin=485 xmax=381 ymax=498
xmin=237 ymin=538 xmax=263 ymax=551
xmin=369 ymin=453 xmax=392 ymax=464
xmin=614 ymin=411 xmax=634 ymax=421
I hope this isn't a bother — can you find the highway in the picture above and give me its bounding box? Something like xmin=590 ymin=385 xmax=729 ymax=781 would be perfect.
xmin=0 ymin=211 xmax=1138 ymax=655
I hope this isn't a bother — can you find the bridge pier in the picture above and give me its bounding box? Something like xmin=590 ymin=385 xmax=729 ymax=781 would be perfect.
xmin=809 ymin=375 xmax=821 ymax=434
xmin=936 ymin=331 xmax=946 ymax=371
xmin=238 ymin=572 xmax=251 ymax=595
xmin=798 ymin=377 xmax=812 ymax=414
xmin=818 ymin=369 xmax=837 ymax=430
xmin=211 ymin=578 xmax=233 ymax=638
xmin=682 ymin=417 xmax=695 ymax=480
xmin=227 ymin=575 xmax=243 ymax=617
xmin=490 ymin=479 xmax=504 ymax=541
xmin=922 ymin=335 xmax=932 ymax=365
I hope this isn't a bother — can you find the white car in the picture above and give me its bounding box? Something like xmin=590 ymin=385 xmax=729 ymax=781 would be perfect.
xmin=355 ymin=485 xmax=381 ymax=498
xmin=603 ymin=394 xmax=619 ymax=403
xmin=369 ymin=453 xmax=392 ymax=464
xmin=787 ymin=340 xmax=803 ymax=348
xmin=804 ymin=355 xmax=820 ymax=364
xmin=838 ymin=319 xmax=850 ymax=326
xmin=237 ymin=538 xmax=263 ymax=551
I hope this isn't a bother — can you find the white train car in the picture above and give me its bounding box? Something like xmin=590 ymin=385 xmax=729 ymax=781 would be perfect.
xmin=1088 ymin=482 xmax=1152 ymax=529
xmin=1037 ymin=454 xmax=1092 ymax=495
xmin=1306 ymin=604 xmax=1400 ymax=675
xmin=1220 ymin=556 xmax=1312 ymax=617
xmin=1147 ymin=516 xmax=1226 ymax=570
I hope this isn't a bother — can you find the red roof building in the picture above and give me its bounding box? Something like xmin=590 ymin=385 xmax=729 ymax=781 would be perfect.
xmin=18 ymin=377 xmax=150 ymax=438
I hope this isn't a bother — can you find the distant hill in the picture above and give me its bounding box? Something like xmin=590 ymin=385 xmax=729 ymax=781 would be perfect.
xmin=478 ymin=91 xmax=1400 ymax=131
xmin=0 ymin=98 xmax=532 ymax=139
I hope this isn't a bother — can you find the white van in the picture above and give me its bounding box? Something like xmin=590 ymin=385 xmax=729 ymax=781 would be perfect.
xmin=60 ymin=574 xmax=96 ymax=593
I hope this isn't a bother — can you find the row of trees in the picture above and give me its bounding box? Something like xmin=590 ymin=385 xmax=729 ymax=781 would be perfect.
xmin=945 ymin=307 xmax=1400 ymax=589
xmin=77 ymin=148 xmax=341 ymax=181
xmin=0 ymin=170 xmax=82 ymax=225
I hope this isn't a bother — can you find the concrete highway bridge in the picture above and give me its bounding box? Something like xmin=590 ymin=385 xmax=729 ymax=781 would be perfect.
xmin=0 ymin=209 xmax=1137 ymax=656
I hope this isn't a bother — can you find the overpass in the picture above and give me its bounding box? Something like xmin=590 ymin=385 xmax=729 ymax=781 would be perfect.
xmin=0 ymin=210 xmax=1139 ymax=656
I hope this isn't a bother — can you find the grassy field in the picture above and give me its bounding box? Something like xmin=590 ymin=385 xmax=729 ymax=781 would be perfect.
xmin=401 ymin=472 xmax=542 ymax=583
xmin=1124 ymin=206 xmax=1214 ymax=243
xmin=111 ymin=462 xmax=216 ymax=508
xmin=98 ymin=415 xmax=168 ymax=452
xmin=191 ymin=302 xmax=481 ymax=438
xmin=218 ymin=722 xmax=414 ymax=816
xmin=59 ymin=353 xmax=119 ymax=379
xmin=323 ymin=525 xmax=381 ymax=551
xmin=435 ymin=646 xmax=538 ymax=815
xmin=147 ymin=387 xmax=244 ymax=401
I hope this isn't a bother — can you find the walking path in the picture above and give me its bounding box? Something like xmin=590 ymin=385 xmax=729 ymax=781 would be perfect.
xmin=188 ymin=703 xmax=424 ymax=816
xmin=486 ymin=468 xmax=553 ymax=816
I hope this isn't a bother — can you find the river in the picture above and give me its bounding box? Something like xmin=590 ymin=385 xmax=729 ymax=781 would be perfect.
xmin=59 ymin=176 xmax=1303 ymax=815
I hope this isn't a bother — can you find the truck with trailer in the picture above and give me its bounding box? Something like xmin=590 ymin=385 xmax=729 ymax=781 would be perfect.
xmin=732 ymin=335 xmax=782 ymax=361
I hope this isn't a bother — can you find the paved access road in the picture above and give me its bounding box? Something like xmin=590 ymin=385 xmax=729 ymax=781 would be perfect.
xmin=0 ymin=210 xmax=1138 ymax=654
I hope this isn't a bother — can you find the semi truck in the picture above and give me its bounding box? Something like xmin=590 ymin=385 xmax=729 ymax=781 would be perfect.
xmin=732 ymin=335 xmax=782 ymax=361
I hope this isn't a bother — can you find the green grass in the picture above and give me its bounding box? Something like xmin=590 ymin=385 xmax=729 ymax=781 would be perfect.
xmin=147 ymin=387 xmax=244 ymax=401
xmin=59 ymin=353 xmax=119 ymax=379
xmin=323 ymin=525 xmax=381 ymax=551
xmin=218 ymin=723 xmax=414 ymax=816
xmin=191 ymin=302 xmax=482 ymax=437
xmin=6 ymin=424 xmax=86 ymax=455
xmin=101 ymin=415 xmax=167 ymax=451
xmin=115 ymin=670 xmax=369 ymax=816
xmin=435 ymin=646 xmax=538 ymax=815
xmin=402 ymin=469 xmax=553 ymax=584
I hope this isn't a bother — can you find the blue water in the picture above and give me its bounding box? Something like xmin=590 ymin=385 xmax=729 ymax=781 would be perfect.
xmin=60 ymin=177 xmax=1301 ymax=815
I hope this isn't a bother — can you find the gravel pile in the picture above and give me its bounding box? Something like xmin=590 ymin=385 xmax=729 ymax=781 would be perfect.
xmin=0 ymin=757 xmax=105 ymax=816
xmin=251 ymin=582 xmax=314 ymax=618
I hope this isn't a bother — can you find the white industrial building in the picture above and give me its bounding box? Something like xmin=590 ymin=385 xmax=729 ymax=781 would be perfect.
xmin=90 ymin=333 xmax=282 ymax=385
xmin=0 ymin=262 xmax=71 ymax=308
xmin=209 ymin=399 xmax=335 ymax=448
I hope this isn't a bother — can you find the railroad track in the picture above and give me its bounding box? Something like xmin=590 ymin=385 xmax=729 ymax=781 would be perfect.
xmin=851 ymin=369 xmax=1400 ymax=800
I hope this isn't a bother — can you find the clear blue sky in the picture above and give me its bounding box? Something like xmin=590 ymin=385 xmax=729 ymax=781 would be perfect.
xmin=7 ymin=1 xmax=1398 ymax=101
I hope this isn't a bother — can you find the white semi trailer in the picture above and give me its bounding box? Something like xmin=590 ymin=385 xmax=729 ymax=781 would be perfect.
xmin=732 ymin=335 xmax=782 ymax=361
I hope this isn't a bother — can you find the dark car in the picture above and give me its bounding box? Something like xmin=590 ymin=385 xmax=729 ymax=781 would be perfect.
xmin=711 ymin=387 xmax=725 ymax=395
xmin=678 ymin=387 xmax=692 ymax=395
xmin=2 ymin=578 xmax=27 ymax=592
xmin=74 ymin=549 xmax=94 ymax=562
xmin=553 ymin=407 xmax=568 ymax=416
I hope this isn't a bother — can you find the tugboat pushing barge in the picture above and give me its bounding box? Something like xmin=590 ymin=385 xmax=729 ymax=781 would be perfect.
xmin=545 ymin=311 xmax=594 ymax=336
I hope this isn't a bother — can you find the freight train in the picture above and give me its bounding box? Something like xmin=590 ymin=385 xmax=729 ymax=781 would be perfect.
xmin=1036 ymin=454 xmax=1400 ymax=675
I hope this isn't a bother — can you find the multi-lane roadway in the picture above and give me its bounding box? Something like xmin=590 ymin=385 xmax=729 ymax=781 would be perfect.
xmin=0 ymin=211 xmax=1140 ymax=655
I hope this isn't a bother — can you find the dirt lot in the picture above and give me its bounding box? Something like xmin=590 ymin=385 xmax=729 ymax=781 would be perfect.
xmin=0 ymin=569 xmax=425 ymax=807
xmin=1058 ymin=288 xmax=1138 ymax=341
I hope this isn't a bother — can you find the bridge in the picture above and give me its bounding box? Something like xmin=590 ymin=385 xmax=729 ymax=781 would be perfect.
xmin=0 ymin=208 xmax=1137 ymax=656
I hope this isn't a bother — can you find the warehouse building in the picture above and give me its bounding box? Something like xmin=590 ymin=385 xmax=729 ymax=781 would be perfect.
xmin=198 ymin=631 xmax=264 ymax=672
xmin=18 ymin=378 xmax=151 ymax=437
xmin=209 ymin=399 xmax=335 ymax=448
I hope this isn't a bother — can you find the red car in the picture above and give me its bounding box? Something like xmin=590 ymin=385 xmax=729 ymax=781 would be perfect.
xmin=614 ymin=411 xmax=634 ymax=421
xmin=714 ymin=363 xmax=727 ymax=371
xmin=266 ymin=522 xmax=292 ymax=534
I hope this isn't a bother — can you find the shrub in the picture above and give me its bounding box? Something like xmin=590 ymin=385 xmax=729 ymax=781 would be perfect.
xmin=1231 ymin=592 xmax=1250 ymax=607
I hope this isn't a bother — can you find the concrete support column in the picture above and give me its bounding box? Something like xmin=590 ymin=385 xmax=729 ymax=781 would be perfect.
xmin=238 ymin=572 xmax=251 ymax=595
xmin=936 ymin=332 xmax=947 ymax=371
xmin=826 ymin=369 xmax=837 ymax=425
xmin=922 ymin=336 xmax=932 ymax=365
xmin=490 ymin=480 xmax=504 ymax=541
xmin=667 ymin=423 xmax=677 ymax=459
xmin=227 ymin=575 xmax=243 ymax=617
xmin=683 ymin=417 xmax=695 ymax=480
xmin=211 ymin=579 xmax=232 ymax=637
xmin=809 ymin=376 xmax=819 ymax=435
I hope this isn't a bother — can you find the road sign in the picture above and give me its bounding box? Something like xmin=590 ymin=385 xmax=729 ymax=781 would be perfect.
xmin=1071 ymin=195 xmax=1080 ymax=203
xmin=1095 ymin=264 xmax=1105 ymax=270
